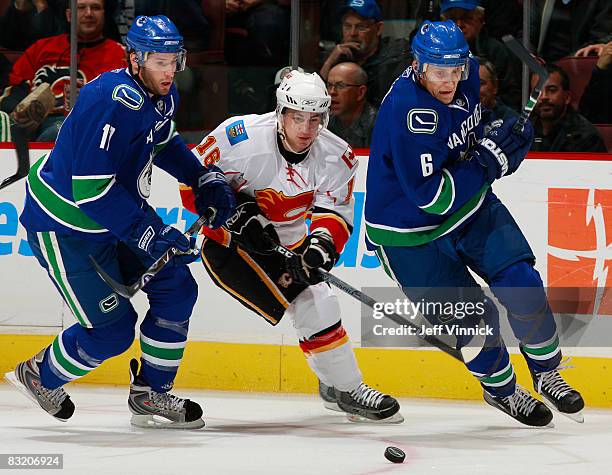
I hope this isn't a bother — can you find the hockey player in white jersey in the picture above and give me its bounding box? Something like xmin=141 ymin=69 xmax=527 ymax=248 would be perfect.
xmin=181 ymin=70 xmax=401 ymax=423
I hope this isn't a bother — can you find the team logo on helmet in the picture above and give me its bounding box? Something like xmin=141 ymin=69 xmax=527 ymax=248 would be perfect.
xmin=421 ymin=23 xmax=430 ymax=34
xmin=136 ymin=16 xmax=147 ymax=27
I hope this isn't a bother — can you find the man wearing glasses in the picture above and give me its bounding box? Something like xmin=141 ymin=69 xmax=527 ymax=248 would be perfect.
xmin=320 ymin=0 xmax=411 ymax=107
xmin=327 ymin=62 xmax=377 ymax=147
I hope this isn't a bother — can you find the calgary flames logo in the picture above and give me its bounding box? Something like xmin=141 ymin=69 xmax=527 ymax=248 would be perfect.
xmin=33 ymin=65 xmax=86 ymax=112
xmin=255 ymin=188 xmax=314 ymax=222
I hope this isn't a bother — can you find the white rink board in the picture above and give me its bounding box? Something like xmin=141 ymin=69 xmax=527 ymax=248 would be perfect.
xmin=1 ymin=148 xmax=610 ymax=346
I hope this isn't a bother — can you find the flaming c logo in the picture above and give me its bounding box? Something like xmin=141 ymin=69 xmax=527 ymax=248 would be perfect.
xmin=255 ymin=188 xmax=314 ymax=222
xmin=548 ymin=188 xmax=611 ymax=316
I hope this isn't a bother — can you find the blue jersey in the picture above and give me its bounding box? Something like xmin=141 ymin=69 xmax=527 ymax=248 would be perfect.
xmin=20 ymin=68 xmax=202 ymax=242
xmin=365 ymin=57 xmax=492 ymax=248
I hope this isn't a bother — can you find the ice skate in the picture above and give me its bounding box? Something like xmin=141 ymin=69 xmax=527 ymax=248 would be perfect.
xmin=318 ymin=380 xmax=343 ymax=412
xmin=523 ymin=356 xmax=585 ymax=423
xmin=5 ymin=349 xmax=74 ymax=422
xmin=128 ymin=359 xmax=205 ymax=429
xmin=333 ymin=382 xmax=403 ymax=423
xmin=483 ymin=385 xmax=553 ymax=427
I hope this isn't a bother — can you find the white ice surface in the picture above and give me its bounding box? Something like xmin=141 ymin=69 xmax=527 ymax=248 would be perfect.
xmin=0 ymin=384 xmax=610 ymax=475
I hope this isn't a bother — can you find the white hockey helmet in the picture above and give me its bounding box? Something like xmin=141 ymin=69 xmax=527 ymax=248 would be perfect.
xmin=276 ymin=70 xmax=331 ymax=127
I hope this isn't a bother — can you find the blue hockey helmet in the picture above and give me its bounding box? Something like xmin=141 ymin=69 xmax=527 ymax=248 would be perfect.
xmin=412 ymin=20 xmax=470 ymax=81
xmin=126 ymin=16 xmax=186 ymax=71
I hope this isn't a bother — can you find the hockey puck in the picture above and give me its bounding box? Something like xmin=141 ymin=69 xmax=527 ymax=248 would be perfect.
xmin=384 ymin=446 xmax=405 ymax=463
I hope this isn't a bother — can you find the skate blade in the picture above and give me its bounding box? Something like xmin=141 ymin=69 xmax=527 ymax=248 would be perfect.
xmin=542 ymin=399 xmax=584 ymax=424
xmin=130 ymin=414 xmax=205 ymax=430
xmin=346 ymin=412 xmax=404 ymax=424
xmin=323 ymin=401 xmax=343 ymax=413
xmin=4 ymin=371 xmax=69 ymax=423
xmin=4 ymin=371 xmax=35 ymax=404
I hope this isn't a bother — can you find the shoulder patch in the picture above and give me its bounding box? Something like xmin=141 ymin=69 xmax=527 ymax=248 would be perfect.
xmin=112 ymin=84 xmax=144 ymax=111
xmin=225 ymin=119 xmax=249 ymax=145
xmin=407 ymin=109 xmax=438 ymax=134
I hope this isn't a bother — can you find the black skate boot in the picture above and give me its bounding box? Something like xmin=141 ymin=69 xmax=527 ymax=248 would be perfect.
xmin=128 ymin=359 xmax=205 ymax=429
xmin=483 ymin=385 xmax=553 ymax=427
xmin=522 ymin=356 xmax=584 ymax=423
xmin=319 ymin=380 xmax=343 ymax=412
xmin=5 ymin=349 xmax=74 ymax=421
xmin=335 ymin=382 xmax=403 ymax=423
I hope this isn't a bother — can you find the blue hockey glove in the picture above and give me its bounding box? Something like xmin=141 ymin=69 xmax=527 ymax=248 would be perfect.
xmin=194 ymin=165 xmax=236 ymax=229
xmin=224 ymin=200 xmax=279 ymax=254
xmin=472 ymin=116 xmax=534 ymax=183
xmin=127 ymin=207 xmax=199 ymax=267
xmin=286 ymin=231 xmax=339 ymax=285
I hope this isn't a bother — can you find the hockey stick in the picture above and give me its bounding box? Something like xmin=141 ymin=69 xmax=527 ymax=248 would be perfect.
xmin=0 ymin=125 xmax=30 ymax=191
xmin=90 ymin=208 xmax=216 ymax=299
xmin=501 ymin=35 xmax=550 ymax=133
xmin=271 ymin=242 xmax=465 ymax=362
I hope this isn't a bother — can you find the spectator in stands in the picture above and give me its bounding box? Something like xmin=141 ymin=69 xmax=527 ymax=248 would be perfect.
xmin=530 ymin=64 xmax=606 ymax=153
xmin=480 ymin=0 xmax=522 ymax=41
xmin=478 ymin=58 xmax=517 ymax=135
xmin=111 ymin=1 xmax=210 ymax=51
xmin=530 ymin=0 xmax=612 ymax=63
xmin=223 ymin=1 xmax=290 ymax=115
xmin=440 ymin=0 xmax=522 ymax=111
xmin=327 ymin=62 xmax=377 ymax=148
xmin=320 ymin=0 xmax=411 ymax=107
xmin=411 ymin=1 xmax=522 ymax=42
xmin=0 ymin=52 xmax=11 ymax=90
xmin=225 ymin=0 xmax=290 ymax=67
xmin=576 ymin=41 xmax=612 ymax=124
xmin=319 ymin=0 xmax=344 ymax=47
xmin=0 ymin=0 xmax=126 ymax=141
xmin=0 ymin=0 xmax=63 ymax=50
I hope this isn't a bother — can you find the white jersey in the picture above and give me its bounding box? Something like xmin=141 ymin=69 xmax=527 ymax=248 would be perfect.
xmin=183 ymin=112 xmax=358 ymax=251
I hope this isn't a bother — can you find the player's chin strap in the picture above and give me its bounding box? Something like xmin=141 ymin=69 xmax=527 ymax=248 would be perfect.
xmin=277 ymin=118 xmax=318 ymax=156
xmin=127 ymin=54 xmax=155 ymax=97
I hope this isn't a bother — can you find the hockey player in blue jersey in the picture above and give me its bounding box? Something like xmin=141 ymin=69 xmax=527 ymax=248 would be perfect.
xmin=365 ymin=20 xmax=584 ymax=426
xmin=5 ymin=16 xmax=236 ymax=429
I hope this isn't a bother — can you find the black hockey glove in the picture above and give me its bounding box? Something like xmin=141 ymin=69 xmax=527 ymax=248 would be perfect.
xmin=472 ymin=116 xmax=534 ymax=183
xmin=225 ymin=200 xmax=279 ymax=254
xmin=127 ymin=206 xmax=198 ymax=267
xmin=193 ymin=165 xmax=236 ymax=229
xmin=286 ymin=231 xmax=339 ymax=285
